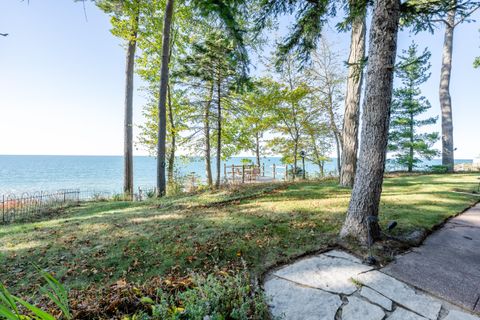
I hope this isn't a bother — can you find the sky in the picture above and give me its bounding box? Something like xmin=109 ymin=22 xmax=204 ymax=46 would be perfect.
xmin=0 ymin=0 xmax=479 ymax=159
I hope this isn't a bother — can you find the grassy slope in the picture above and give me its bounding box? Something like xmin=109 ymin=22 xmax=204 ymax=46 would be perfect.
xmin=1 ymin=174 xmax=479 ymax=296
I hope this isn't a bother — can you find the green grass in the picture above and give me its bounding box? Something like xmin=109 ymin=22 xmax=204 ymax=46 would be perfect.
xmin=1 ymin=174 xmax=479 ymax=300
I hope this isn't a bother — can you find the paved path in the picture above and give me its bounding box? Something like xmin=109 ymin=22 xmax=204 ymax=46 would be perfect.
xmin=384 ymin=203 xmax=480 ymax=313
xmin=264 ymin=249 xmax=480 ymax=319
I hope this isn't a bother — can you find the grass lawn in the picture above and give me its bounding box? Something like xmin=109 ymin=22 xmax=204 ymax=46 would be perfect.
xmin=0 ymin=173 xmax=479 ymax=316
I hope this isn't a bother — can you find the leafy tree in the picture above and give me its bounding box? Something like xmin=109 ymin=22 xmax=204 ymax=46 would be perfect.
xmin=97 ymin=0 xmax=141 ymax=198
xmin=236 ymin=78 xmax=279 ymax=166
xmin=268 ymin=62 xmax=309 ymax=176
xmin=174 ymin=28 xmax=244 ymax=188
xmin=154 ymin=0 xmax=248 ymax=196
xmin=306 ymin=39 xmax=345 ymax=175
xmin=388 ymin=43 xmax=439 ymax=172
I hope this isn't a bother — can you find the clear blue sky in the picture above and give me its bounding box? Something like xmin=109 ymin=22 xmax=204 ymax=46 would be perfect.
xmin=0 ymin=0 xmax=479 ymax=159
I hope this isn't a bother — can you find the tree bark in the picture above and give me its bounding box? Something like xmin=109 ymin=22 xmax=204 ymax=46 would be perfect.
xmin=340 ymin=0 xmax=400 ymax=244
xmin=334 ymin=133 xmax=342 ymax=175
xmin=123 ymin=35 xmax=137 ymax=199
xmin=255 ymin=131 xmax=261 ymax=167
xmin=204 ymin=82 xmax=214 ymax=187
xmin=156 ymin=0 xmax=175 ymax=197
xmin=339 ymin=7 xmax=366 ymax=187
xmin=440 ymin=7 xmax=455 ymax=172
xmin=215 ymin=78 xmax=222 ymax=189
xmin=167 ymin=84 xmax=175 ymax=182
xmin=123 ymin=7 xmax=140 ymax=199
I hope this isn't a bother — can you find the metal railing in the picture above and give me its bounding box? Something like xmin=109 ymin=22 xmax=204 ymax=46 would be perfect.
xmin=1 ymin=189 xmax=81 ymax=224
xmin=0 ymin=187 xmax=155 ymax=224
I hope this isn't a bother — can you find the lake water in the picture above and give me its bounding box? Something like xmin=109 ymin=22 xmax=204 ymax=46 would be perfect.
xmin=0 ymin=155 xmax=472 ymax=195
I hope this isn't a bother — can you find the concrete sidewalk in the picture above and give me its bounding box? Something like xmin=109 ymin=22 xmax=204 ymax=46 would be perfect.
xmin=383 ymin=202 xmax=480 ymax=313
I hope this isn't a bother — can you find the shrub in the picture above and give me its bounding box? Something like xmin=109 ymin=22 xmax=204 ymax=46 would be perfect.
xmin=135 ymin=268 xmax=269 ymax=320
xmin=427 ymin=165 xmax=449 ymax=174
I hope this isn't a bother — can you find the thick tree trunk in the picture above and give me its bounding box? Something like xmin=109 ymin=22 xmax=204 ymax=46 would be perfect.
xmin=204 ymin=83 xmax=214 ymax=187
xmin=156 ymin=0 xmax=175 ymax=197
xmin=215 ymin=79 xmax=222 ymax=189
xmin=167 ymin=84 xmax=175 ymax=182
xmin=340 ymin=0 xmax=400 ymax=243
xmin=339 ymin=8 xmax=366 ymax=187
xmin=440 ymin=8 xmax=455 ymax=172
xmin=123 ymin=36 xmax=137 ymax=199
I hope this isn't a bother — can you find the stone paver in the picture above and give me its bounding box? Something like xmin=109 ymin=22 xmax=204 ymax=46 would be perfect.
xmin=263 ymin=249 xmax=480 ymax=320
xmin=354 ymin=270 xmax=442 ymax=320
xmin=360 ymin=286 xmax=393 ymax=311
xmin=387 ymin=307 xmax=427 ymax=320
xmin=383 ymin=203 xmax=480 ymax=313
xmin=264 ymin=276 xmax=342 ymax=320
xmin=341 ymin=296 xmax=384 ymax=320
xmin=273 ymin=254 xmax=373 ymax=294
xmin=443 ymin=310 xmax=480 ymax=320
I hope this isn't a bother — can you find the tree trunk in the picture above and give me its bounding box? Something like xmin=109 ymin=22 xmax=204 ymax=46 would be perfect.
xmin=334 ymin=133 xmax=342 ymax=175
xmin=408 ymin=108 xmax=414 ymax=172
xmin=339 ymin=7 xmax=366 ymax=187
xmin=440 ymin=7 xmax=455 ymax=172
xmin=215 ymin=78 xmax=222 ymax=189
xmin=205 ymin=82 xmax=214 ymax=187
xmin=255 ymin=131 xmax=261 ymax=167
xmin=123 ymin=33 xmax=137 ymax=199
xmin=123 ymin=7 xmax=139 ymax=199
xmin=340 ymin=0 xmax=400 ymax=244
xmin=167 ymin=84 xmax=175 ymax=182
xmin=156 ymin=0 xmax=175 ymax=197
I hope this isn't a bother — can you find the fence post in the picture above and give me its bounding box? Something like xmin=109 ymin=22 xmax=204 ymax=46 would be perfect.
xmin=262 ymin=163 xmax=265 ymax=177
xmin=232 ymin=164 xmax=235 ymax=184
xmin=285 ymin=165 xmax=288 ymax=180
xmin=273 ymin=164 xmax=276 ymax=180
xmin=242 ymin=165 xmax=245 ymax=184
xmin=2 ymin=195 xmax=4 ymax=223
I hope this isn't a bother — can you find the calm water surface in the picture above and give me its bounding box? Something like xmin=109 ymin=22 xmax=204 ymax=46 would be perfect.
xmin=0 ymin=155 xmax=472 ymax=195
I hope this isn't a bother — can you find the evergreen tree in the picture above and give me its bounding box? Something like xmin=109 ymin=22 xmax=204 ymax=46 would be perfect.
xmin=388 ymin=42 xmax=439 ymax=172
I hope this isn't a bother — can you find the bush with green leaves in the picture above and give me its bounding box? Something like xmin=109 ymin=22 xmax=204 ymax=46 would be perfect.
xmin=427 ymin=165 xmax=449 ymax=174
xmin=132 ymin=269 xmax=269 ymax=320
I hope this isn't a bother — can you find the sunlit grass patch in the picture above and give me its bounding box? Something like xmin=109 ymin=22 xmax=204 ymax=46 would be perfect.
xmin=0 ymin=173 xmax=478 ymax=306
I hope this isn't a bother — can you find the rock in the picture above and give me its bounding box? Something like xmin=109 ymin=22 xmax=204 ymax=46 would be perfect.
xmin=360 ymin=286 xmax=393 ymax=311
xmin=387 ymin=307 xmax=427 ymax=320
xmin=274 ymin=254 xmax=373 ymax=294
xmin=264 ymin=276 xmax=342 ymax=320
xmin=354 ymin=271 xmax=441 ymax=320
xmin=323 ymin=250 xmax=363 ymax=264
xmin=443 ymin=310 xmax=480 ymax=320
xmin=342 ymin=296 xmax=384 ymax=320
xmin=401 ymin=229 xmax=427 ymax=245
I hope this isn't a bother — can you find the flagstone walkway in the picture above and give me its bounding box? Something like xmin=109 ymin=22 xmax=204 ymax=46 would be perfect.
xmin=264 ymin=249 xmax=480 ymax=319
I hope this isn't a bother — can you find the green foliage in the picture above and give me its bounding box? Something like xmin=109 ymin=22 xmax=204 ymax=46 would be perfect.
xmin=0 ymin=270 xmax=71 ymax=320
xmin=388 ymin=42 xmax=439 ymax=172
xmin=141 ymin=268 xmax=269 ymax=320
xmin=428 ymin=165 xmax=449 ymax=174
